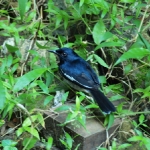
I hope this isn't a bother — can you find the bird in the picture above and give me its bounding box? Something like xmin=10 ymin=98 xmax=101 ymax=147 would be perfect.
xmin=48 ymin=47 xmax=116 ymax=114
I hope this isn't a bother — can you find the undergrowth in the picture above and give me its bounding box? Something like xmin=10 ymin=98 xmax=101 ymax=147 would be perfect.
xmin=0 ymin=0 xmax=150 ymax=149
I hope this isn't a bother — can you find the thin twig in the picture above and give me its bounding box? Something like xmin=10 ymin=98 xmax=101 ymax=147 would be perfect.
xmin=132 ymin=5 xmax=150 ymax=42
xmin=20 ymin=18 xmax=42 ymax=76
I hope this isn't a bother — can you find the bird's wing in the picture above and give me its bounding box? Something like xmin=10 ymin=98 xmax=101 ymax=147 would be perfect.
xmin=85 ymin=62 xmax=100 ymax=85
xmin=59 ymin=59 xmax=100 ymax=89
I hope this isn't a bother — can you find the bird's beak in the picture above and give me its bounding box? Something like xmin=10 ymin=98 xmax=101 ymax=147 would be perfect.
xmin=48 ymin=50 xmax=57 ymax=54
xmin=48 ymin=50 xmax=60 ymax=56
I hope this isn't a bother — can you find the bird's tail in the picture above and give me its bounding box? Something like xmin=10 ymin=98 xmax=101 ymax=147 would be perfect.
xmin=90 ymin=89 xmax=116 ymax=114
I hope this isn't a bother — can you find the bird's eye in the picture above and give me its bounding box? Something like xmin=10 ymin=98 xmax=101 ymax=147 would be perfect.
xmin=62 ymin=52 xmax=67 ymax=57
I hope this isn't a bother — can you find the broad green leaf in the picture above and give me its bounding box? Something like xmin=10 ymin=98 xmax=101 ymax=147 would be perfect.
xmin=94 ymin=54 xmax=109 ymax=68
xmin=24 ymin=127 xmax=40 ymax=139
xmin=16 ymin=127 xmax=24 ymax=137
xmin=37 ymin=80 xmax=49 ymax=94
xmin=0 ymin=80 xmax=6 ymax=109
xmin=139 ymin=33 xmax=150 ymax=50
xmin=55 ymin=15 xmax=62 ymax=28
xmin=13 ymin=68 xmax=47 ymax=92
xmin=65 ymin=132 xmax=73 ymax=149
xmin=145 ymin=70 xmax=150 ymax=87
xmin=107 ymin=113 xmax=114 ymax=129
xmin=3 ymin=146 xmax=17 ymax=150
xmin=6 ymin=54 xmax=13 ymax=67
xmin=22 ymin=115 xmax=38 ymax=127
xmin=0 ymin=120 xmax=5 ymax=128
xmin=46 ymin=137 xmax=53 ymax=150
xmin=36 ymin=42 xmax=49 ymax=49
xmin=110 ymin=95 xmax=126 ymax=101
xmin=85 ymin=104 xmax=99 ymax=109
xmin=118 ymin=143 xmax=132 ymax=149
xmin=120 ymin=0 xmax=136 ymax=3
xmin=64 ymin=15 xmax=68 ymax=29
xmin=114 ymin=48 xmax=150 ymax=66
xmin=6 ymin=44 xmax=19 ymax=53
xmin=80 ymin=0 xmax=84 ymax=7
xmin=124 ymin=63 xmax=132 ymax=74
xmin=133 ymin=88 xmax=144 ymax=93
xmin=22 ymin=138 xmax=37 ymax=150
xmin=76 ymin=96 xmax=80 ymax=111
xmin=128 ymin=136 xmax=142 ymax=142
xmin=44 ymin=95 xmax=54 ymax=106
xmin=37 ymin=113 xmax=45 ymax=128
xmin=93 ymin=19 xmax=106 ymax=45
xmin=2 ymin=139 xmax=17 ymax=147
xmin=139 ymin=114 xmax=145 ymax=124
xmin=18 ymin=0 xmax=28 ymax=21
xmin=60 ymin=139 xmax=68 ymax=148
xmin=62 ymin=91 xmax=69 ymax=103
xmin=95 ymin=41 xmax=124 ymax=50
xmin=55 ymin=105 xmax=73 ymax=112
xmin=66 ymin=112 xmax=78 ymax=122
xmin=99 ymin=76 xmax=107 ymax=84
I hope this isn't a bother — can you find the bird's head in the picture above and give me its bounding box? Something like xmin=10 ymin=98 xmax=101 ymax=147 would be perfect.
xmin=48 ymin=47 xmax=78 ymax=63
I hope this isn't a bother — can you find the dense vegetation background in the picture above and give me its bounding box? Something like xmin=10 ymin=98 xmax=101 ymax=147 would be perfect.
xmin=0 ymin=0 xmax=150 ymax=149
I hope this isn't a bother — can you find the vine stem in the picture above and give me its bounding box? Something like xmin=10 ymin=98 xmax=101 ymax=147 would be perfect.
xmin=133 ymin=4 xmax=150 ymax=42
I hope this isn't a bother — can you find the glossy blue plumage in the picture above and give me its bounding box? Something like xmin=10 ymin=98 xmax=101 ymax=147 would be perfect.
xmin=48 ymin=47 xmax=116 ymax=114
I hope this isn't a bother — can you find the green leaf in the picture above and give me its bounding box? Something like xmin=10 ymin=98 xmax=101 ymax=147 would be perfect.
xmin=85 ymin=103 xmax=99 ymax=109
xmin=3 ymin=146 xmax=17 ymax=150
xmin=55 ymin=15 xmax=62 ymax=28
xmin=22 ymin=137 xmax=37 ymax=150
xmin=139 ymin=114 xmax=145 ymax=124
xmin=107 ymin=113 xmax=114 ymax=129
xmin=62 ymin=91 xmax=69 ymax=103
xmin=93 ymin=19 xmax=106 ymax=45
xmin=110 ymin=95 xmax=126 ymax=101
xmin=99 ymin=76 xmax=107 ymax=84
xmin=80 ymin=0 xmax=85 ymax=7
xmin=94 ymin=54 xmax=109 ymax=68
xmin=46 ymin=137 xmax=53 ymax=150
xmin=120 ymin=0 xmax=136 ymax=3
xmin=2 ymin=139 xmax=17 ymax=147
xmin=55 ymin=105 xmax=74 ymax=112
xmin=6 ymin=44 xmax=19 ymax=53
xmin=65 ymin=132 xmax=73 ymax=149
xmin=76 ymin=96 xmax=80 ymax=111
xmin=16 ymin=127 xmax=24 ymax=137
xmin=95 ymin=41 xmax=124 ymax=50
xmin=36 ymin=42 xmax=49 ymax=49
xmin=44 ymin=95 xmax=54 ymax=106
xmin=78 ymin=115 xmax=86 ymax=129
xmin=60 ymin=139 xmax=68 ymax=148
xmin=6 ymin=54 xmax=13 ymax=67
xmin=124 ymin=63 xmax=132 ymax=75
xmin=0 ymin=80 xmax=6 ymax=109
xmin=118 ymin=143 xmax=132 ymax=149
xmin=13 ymin=68 xmax=47 ymax=92
xmin=22 ymin=115 xmax=38 ymax=127
xmin=133 ymin=88 xmax=144 ymax=93
xmin=114 ymin=48 xmax=150 ymax=66
xmin=139 ymin=33 xmax=150 ymax=49
xmin=37 ymin=113 xmax=45 ymax=128
xmin=128 ymin=136 xmax=142 ymax=142
xmin=37 ymin=80 xmax=49 ymax=94
xmin=24 ymin=127 xmax=40 ymax=139
xmin=66 ymin=112 xmax=78 ymax=123
xmin=18 ymin=0 xmax=28 ymax=21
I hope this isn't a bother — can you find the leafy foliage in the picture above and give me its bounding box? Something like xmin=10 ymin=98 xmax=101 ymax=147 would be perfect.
xmin=0 ymin=0 xmax=150 ymax=149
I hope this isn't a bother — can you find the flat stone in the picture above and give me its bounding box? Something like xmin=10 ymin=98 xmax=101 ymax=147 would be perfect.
xmin=43 ymin=110 xmax=120 ymax=150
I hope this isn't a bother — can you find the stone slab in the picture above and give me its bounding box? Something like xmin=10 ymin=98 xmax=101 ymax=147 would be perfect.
xmin=42 ymin=111 xmax=120 ymax=150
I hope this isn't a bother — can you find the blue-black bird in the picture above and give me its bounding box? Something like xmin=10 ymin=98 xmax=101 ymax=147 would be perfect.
xmin=48 ymin=47 xmax=116 ymax=114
